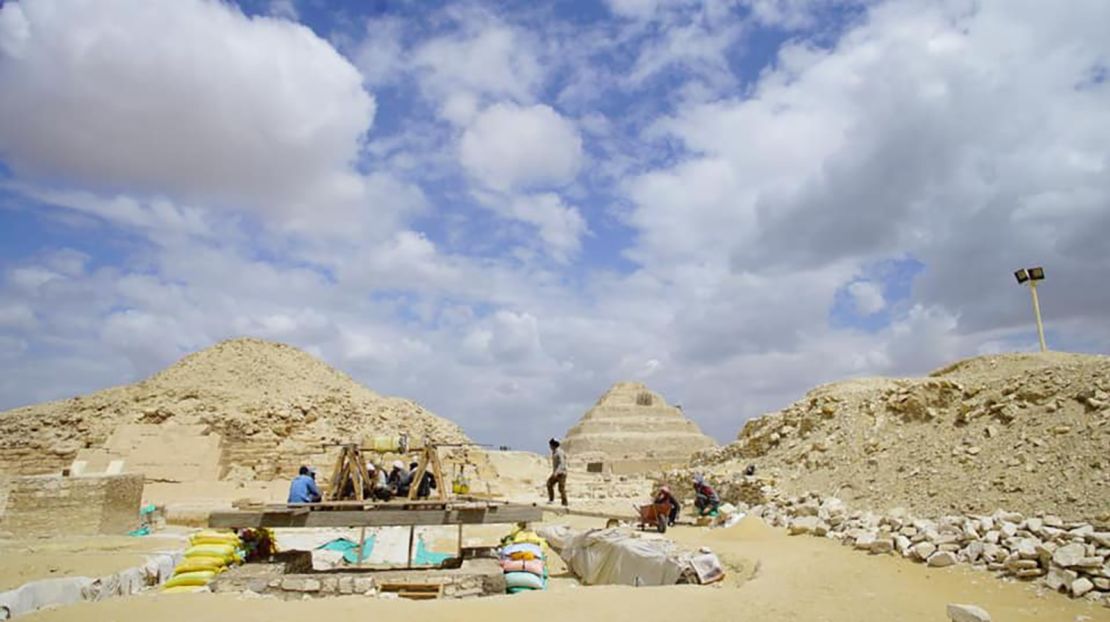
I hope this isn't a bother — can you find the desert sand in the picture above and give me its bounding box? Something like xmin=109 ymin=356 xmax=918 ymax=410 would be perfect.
xmin=0 ymin=533 xmax=184 ymax=591
xmin=20 ymin=515 xmax=1110 ymax=622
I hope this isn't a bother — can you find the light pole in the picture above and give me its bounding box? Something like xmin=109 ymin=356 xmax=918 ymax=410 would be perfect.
xmin=1013 ymin=266 xmax=1047 ymax=352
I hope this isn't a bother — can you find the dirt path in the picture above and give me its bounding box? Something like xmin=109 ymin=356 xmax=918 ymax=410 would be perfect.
xmin=21 ymin=515 xmax=1110 ymax=622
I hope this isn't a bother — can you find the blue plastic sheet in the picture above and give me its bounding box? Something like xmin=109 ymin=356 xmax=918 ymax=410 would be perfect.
xmin=318 ymin=537 xmax=376 ymax=563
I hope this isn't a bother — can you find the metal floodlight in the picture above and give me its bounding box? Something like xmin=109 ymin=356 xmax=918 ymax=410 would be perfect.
xmin=1013 ymin=265 xmax=1048 ymax=352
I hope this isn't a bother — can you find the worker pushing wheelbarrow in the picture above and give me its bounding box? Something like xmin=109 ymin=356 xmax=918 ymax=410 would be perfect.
xmin=636 ymin=485 xmax=681 ymax=533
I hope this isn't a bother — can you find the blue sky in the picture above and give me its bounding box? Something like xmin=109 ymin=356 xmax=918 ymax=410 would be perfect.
xmin=1 ymin=0 xmax=1108 ymax=450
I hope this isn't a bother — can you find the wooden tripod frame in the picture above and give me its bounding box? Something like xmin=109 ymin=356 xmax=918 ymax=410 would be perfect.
xmin=326 ymin=444 xmax=375 ymax=501
xmin=407 ymin=445 xmax=447 ymax=501
xmin=325 ymin=441 xmax=447 ymax=502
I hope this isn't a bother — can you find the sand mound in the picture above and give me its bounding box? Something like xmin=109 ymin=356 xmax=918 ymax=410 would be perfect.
xmin=562 ymin=382 xmax=716 ymax=473
xmin=0 ymin=338 xmax=468 ymax=479
xmin=696 ymin=351 xmax=1110 ymax=521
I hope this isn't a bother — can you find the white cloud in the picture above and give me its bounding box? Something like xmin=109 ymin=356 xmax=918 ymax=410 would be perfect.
xmin=412 ymin=18 xmax=542 ymax=113
xmin=505 ymin=194 xmax=589 ymax=262
xmin=353 ymin=16 xmax=406 ymax=86
xmin=606 ymin=0 xmax=665 ymax=19
xmin=3 ymin=0 xmax=1110 ymax=456
xmin=268 ymin=0 xmax=298 ymax=21
xmin=0 ymin=303 xmax=35 ymax=329
xmin=460 ymin=103 xmax=583 ymax=191
xmin=0 ymin=0 xmax=384 ymax=232
xmin=848 ymin=280 xmax=885 ymax=315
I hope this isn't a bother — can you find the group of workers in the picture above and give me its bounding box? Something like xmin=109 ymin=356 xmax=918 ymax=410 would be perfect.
xmin=650 ymin=474 xmax=721 ymax=525
xmin=289 ymin=438 xmax=727 ymax=528
xmin=546 ymin=437 xmax=723 ymax=524
xmin=286 ymin=459 xmax=437 ymax=504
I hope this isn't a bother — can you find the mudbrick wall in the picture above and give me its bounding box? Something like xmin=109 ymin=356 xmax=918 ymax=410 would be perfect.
xmin=0 ymin=473 xmax=144 ymax=537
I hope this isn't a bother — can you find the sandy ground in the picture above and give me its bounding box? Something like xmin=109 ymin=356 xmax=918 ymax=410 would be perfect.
xmin=20 ymin=514 xmax=1110 ymax=622
xmin=0 ymin=533 xmax=187 ymax=591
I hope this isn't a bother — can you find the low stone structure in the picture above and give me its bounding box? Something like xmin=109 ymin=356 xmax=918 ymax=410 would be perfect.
xmin=563 ymin=382 xmax=716 ymax=474
xmin=212 ymin=556 xmax=506 ymax=600
xmin=0 ymin=473 xmax=144 ymax=537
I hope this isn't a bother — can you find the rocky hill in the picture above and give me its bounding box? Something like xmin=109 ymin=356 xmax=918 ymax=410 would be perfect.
xmin=0 ymin=338 xmax=468 ymax=479
xmin=695 ymin=352 xmax=1110 ymax=522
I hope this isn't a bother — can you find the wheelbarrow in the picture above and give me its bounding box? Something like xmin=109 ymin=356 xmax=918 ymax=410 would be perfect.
xmin=635 ymin=500 xmax=674 ymax=534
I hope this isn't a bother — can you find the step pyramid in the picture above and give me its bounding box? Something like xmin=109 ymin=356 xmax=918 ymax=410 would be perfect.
xmin=561 ymin=382 xmax=716 ymax=474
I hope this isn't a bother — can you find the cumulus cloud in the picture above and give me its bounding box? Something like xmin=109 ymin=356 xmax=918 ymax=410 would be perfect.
xmin=633 ymin=0 xmax=1110 ymax=342
xmin=460 ymin=103 xmax=583 ymax=190
xmin=0 ymin=0 xmax=390 ymax=232
xmin=848 ymin=280 xmax=885 ymax=315
xmin=412 ymin=17 xmax=542 ymax=117
xmin=3 ymin=0 xmax=1110 ymax=455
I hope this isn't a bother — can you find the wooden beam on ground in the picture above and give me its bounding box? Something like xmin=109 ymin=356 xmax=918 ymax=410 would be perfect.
xmin=546 ymin=506 xmax=639 ymax=521
xmin=208 ymin=503 xmax=543 ymax=529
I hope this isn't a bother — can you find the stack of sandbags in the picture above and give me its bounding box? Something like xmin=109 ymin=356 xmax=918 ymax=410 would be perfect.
xmin=500 ymin=528 xmax=549 ymax=594
xmin=161 ymin=530 xmax=244 ymax=594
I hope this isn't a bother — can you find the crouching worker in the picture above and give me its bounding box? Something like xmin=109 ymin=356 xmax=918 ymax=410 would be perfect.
xmin=693 ymin=475 xmax=720 ymax=516
xmin=410 ymin=461 xmax=437 ymax=499
xmin=388 ymin=460 xmax=412 ymax=497
xmin=288 ymin=465 xmax=322 ymax=504
xmin=654 ymin=485 xmax=681 ymax=526
xmin=366 ymin=463 xmax=393 ymax=501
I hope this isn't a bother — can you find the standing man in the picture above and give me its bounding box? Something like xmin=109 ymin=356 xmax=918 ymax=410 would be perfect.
xmin=546 ymin=438 xmax=568 ymax=507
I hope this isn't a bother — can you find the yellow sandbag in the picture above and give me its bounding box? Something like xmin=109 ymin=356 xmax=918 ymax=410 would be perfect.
xmin=510 ymin=531 xmax=547 ymax=547
xmin=163 ymin=570 xmax=215 ymax=589
xmin=509 ymin=551 xmax=539 ymax=561
xmin=174 ymin=558 xmax=227 ymax=574
xmin=189 ymin=532 xmax=240 ymax=547
xmin=184 ymin=544 xmax=236 ymax=562
xmin=161 ymin=585 xmax=210 ymax=594
xmin=183 ymin=554 xmax=236 ymax=567
xmin=508 ymin=529 xmax=551 ymax=557
xmin=190 ymin=537 xmax=240 ymax=548
xmin=192 ymin=529 xmax=238 ymax=540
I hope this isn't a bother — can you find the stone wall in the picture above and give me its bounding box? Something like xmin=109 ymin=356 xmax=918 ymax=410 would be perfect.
xmin=0 ymin=473 xmax=144 ymax=537
xmin=212 ymin=558 xmax=506 ymax=599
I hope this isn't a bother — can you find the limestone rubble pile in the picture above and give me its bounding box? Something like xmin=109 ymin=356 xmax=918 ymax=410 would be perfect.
xmin=0 ymin=338 xmax=468 ymax=479
xmin=723 ymin=482 xmax=1110 ymax=607
xmin=563 ymin=382 xmax=716 ymax=470
xmin=694 ymin=352 xmax=1110 ymax=521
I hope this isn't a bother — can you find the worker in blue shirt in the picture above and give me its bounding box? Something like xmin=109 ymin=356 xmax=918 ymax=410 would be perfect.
xmin=287 ymin=465 xmax=322 ymax=504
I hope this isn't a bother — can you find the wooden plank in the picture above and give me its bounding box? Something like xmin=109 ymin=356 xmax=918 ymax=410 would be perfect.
xmin=379 ymin=583 xmax=443 ymax=601
xmin=356 ymin=526 xmax=366 ymax=567
xmin=208 ymin=504 xmax=543 ymax=529
xmin=406 ymin=525 xmax=415 ymax=569
xmin=407 ymin=447 xmax=430 ymax=501
xmin=430 ymin=448 xmax=446 ymax=501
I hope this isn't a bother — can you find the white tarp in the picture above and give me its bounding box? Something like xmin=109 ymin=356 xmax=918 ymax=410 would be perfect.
xmin=538 ymin=526 xmax=711 ymax=586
